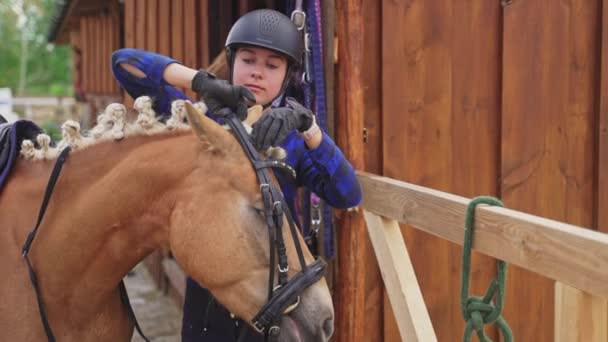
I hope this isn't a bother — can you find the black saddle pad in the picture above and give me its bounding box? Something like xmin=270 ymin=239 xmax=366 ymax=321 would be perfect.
xmin=0 ymin=120 xmax=43 ymax=192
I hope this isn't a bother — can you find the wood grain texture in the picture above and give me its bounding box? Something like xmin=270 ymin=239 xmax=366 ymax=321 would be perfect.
xmin=158 ymin=0 xmax=171 ymax=56
xmin=334 ymin=1 xmax=367 ymax=342
xmin=357 ymin=1 xmax=383 ymax=341
xmin=146 ymin=0 xmax=158 ymax=52
xmin=135 ymin=0 xmax=146 ymax=49
xmin=364 ymin=212 xmax=437 ymax=342
xmin=381 ymin=1 xmax=501 ymax=339
xmin=197 ymin=0 xmax=210 ymax=69
xmin=358 ymin=172 xmax=608 ymax=298
xmin=171 ymin=0 xmax=184 ymax=63
xmin=124 ymin=0 xmax=135 ymax=49
xmin=599 ymin=0 xmax=608 ymax=235
xmin=502 ymin=0 xmax=600 ymax=339
xmin=555 ymin=283 xmax=608 ymax=342
xmin=183 ymin=0 xmax=197 ymax=99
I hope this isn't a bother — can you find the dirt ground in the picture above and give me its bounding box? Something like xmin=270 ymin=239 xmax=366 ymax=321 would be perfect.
xmin=125 ymin=263 xmax=183 ymax=342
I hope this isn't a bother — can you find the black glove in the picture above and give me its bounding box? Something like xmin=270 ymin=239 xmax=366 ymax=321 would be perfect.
xmin=191 ymin=70 xmax=255 ymax=120
xmin=251 ymin=98 xmax=314 ymax=150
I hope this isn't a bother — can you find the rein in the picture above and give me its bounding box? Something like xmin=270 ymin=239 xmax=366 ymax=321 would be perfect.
xmin=224 ymin=114 xmax=327 ymax=341
xmin=21 ymin=147 xmax=150 ymax=342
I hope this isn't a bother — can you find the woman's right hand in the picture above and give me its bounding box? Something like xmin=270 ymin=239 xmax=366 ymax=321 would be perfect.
xmin=191 ymin=70 xmax=255 ymax=120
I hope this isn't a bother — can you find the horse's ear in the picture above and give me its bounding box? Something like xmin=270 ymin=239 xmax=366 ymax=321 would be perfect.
xmin=184 ymin=101 xmax=235 ymax=152
xmin=244 ymin=105 xmax=263 ymax=126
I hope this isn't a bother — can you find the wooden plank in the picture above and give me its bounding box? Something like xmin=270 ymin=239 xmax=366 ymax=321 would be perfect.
xmin=502 ymin=0 xmax=601 ymax=339
xmin=381 ymin=1 xmax=502 ymax=340
xmin=123 ymin=0 xmax=136 ymax=105
xmin=363 ymin=211 xmax=437 ymax=342
xmin=110 ymin=1 xmax=120 ymax=94
xmin=92 ymin=17 xmax=99 ymax=94
xmin=599 ymin=0 xmax=608 ymax=236
xmin=171 ymin=0 xmax=184 ymax=63
xmin=158 ymin=0 xmax=171 ymax=56
xmin=356 ymin=1 xmax=383 ymax=341
xmin=555 ymin=1 xmax=608 ymax=340
xmin=238 ymin=0 xmax=250 ymax=16
xmin=80 ymin=17 xmax=88 ymax=94
xmin=124 ymin=0 xmax=136 ymax=48
xmin=450 ymin=1 xmax=502 ymax=339
xmin=183 ymin=0 xmax=197 ymax=99
xmin=197 ymin=0 xmax=210 ymax=71
xmin=555 ymin=283 xmax=608 ymax=342
xmin=102 ymin=16 xmax=110 ymax=94
xmin=600 ymin=0 xmax=608 ymax=336
xmin=381 ymin=2 xmax=452 ymax=340
xmin=358 ymin=172 xmax=608 ymax=298
xmin=135 ymin=0 xmax=146 ymax=49
xmin=146 ymin=0 xmax=158 ymax=52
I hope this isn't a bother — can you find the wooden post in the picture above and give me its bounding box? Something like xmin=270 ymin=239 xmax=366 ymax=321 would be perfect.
xmin=596 ymin=0 xmax=608 ymax=337
xmin=334 ymin=1 xmax=367 ymax=341
xmin=363 ymin=211 xmax=437 ymax=342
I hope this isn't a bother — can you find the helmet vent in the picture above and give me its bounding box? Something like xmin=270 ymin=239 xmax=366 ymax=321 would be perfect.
xmin=258 ymin=10 xmax=280 ymax=36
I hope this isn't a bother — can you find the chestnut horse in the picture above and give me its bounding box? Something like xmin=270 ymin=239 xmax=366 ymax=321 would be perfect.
xmin=0 ymin=100 xmax=333 ymax=341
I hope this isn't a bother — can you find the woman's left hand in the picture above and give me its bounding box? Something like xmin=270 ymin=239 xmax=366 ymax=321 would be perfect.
xmin=251 ymin=98 xmax=314 ymax=150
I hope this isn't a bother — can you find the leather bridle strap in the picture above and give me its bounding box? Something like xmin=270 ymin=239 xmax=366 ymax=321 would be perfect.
xmin=21 ymin=146 xmax=150 ymax=342
xmin=21 ymin=147 xmax=71 ymax=342
xmin=225 ymin=114 xmax=327 ymax=341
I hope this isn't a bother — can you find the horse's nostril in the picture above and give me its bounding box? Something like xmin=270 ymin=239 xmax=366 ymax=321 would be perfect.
xmin=322 ymin=317 xmax=334 ymax=339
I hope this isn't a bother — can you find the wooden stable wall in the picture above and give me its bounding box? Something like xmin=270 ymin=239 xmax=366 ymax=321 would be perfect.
xmin=74 ymin=8 xmax=121 ymax=97
xmin=121 ymin=0 xmax=275 ymax=106
xmin=122 ymin=0 xmax=212 ymax=103
xmin=336 ymin=0 xmax=608 ymax=341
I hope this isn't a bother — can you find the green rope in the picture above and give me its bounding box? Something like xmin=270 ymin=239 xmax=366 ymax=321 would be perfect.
xmin=461 ymin=196 xmax=513 ymax=342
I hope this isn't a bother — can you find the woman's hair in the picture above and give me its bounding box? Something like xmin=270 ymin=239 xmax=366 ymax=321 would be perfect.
xmin=206 ymin=50 xmax=230 ymax=80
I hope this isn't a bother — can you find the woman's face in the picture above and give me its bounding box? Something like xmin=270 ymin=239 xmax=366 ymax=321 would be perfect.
xmin=232 ymin=47 xmax=288 ymax=106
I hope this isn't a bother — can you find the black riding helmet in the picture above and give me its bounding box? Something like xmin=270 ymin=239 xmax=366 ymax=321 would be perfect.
xmin=225 ymin=9 xmax=303 ymax=106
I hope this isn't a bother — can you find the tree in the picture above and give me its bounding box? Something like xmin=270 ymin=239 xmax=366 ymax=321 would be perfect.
xmin=0 ymin=0 xmax=72 ymax=96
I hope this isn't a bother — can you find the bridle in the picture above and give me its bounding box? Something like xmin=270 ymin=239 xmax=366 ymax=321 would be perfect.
xmin=224 ymin=114 xmax=327 ymax=341
xmin=21 ymin=114 xmax=327 ymax=342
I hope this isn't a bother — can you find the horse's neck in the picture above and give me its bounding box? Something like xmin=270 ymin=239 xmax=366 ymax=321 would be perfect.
xmin=4 ymin=132 xmax=197 ymax=304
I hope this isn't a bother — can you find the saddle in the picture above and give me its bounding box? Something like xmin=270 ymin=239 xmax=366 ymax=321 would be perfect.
xmin=0 ymin=118 xmax=43 ymax=192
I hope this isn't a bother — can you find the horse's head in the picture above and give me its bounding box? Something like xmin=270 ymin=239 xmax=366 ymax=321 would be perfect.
xmin=168 ymin=102 xmax=334 ymax=341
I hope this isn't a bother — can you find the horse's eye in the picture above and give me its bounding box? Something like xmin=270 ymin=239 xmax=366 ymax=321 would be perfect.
xmin=254 ymin=207 xmax=265 ymax=217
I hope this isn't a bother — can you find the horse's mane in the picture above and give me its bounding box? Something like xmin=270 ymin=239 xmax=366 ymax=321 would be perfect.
xmin=20 ymin=96 xmax=286 ymax=161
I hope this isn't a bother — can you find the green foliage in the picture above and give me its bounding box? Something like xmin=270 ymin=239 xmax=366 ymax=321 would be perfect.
xmin=0 ymin=0 xmax=72 ymax=96
xmin=40 ymin=120 xmax=61 ymax=141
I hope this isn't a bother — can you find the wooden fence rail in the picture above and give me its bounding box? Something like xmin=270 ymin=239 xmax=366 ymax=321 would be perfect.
xmin=358 ymin=171 xmax=608 ymax=341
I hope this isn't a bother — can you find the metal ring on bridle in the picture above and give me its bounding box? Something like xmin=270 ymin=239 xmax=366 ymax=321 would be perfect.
xmin=283 ymin=296 xmax=301 ymax=314
xmin=290 ymin=10 xmax=306 ymax=30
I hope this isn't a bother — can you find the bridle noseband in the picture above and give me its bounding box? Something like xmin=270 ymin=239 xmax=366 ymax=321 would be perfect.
xmin=224 ymin=114 xmax=327 ymax=341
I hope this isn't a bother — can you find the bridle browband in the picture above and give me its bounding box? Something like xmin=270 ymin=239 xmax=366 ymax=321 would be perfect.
xmin=224 ymin=114 xmax=327 ymax=341
xmin=21 ymin=114 xmax=327 ymax=341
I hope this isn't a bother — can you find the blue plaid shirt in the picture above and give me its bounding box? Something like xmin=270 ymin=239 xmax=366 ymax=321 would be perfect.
xmin=111 ymin=48 xmax=362 ymax=215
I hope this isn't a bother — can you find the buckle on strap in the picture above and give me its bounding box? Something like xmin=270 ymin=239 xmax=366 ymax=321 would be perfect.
xmin=251 ymin=258 xmax=327 ymax=329
xmin=291 ymin=10 xmax=306 ymax=31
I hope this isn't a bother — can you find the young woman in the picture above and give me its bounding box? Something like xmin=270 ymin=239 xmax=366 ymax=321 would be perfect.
xmin=111 ymin=9 xmax=362 ymax=341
